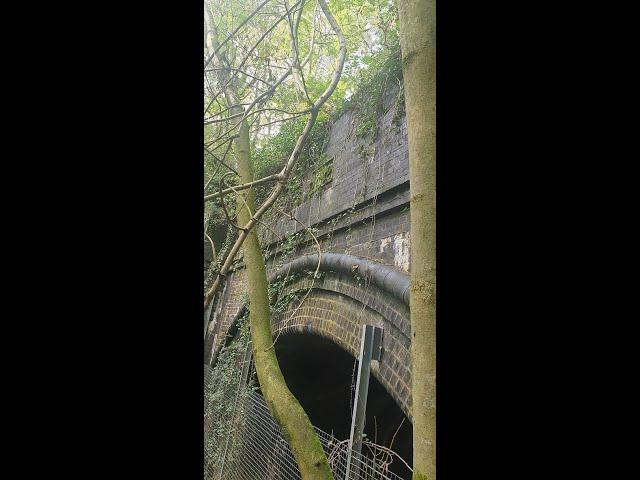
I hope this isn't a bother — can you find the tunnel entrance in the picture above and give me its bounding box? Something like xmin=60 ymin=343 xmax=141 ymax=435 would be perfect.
xmin=261 ymin=332 xmax=413 ymax=478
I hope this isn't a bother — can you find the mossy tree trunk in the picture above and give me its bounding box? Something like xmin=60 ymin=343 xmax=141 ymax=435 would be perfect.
xmin=396 ymin=0 xmax=436 ymax=479
xmin=234 ymin=118 xmax=334 ymax=480
xmin=205 ymin=1 xmax=343 ymax=476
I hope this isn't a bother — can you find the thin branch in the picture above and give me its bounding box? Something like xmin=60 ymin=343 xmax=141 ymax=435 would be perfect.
xmin=205 ymin=106 xmax=309 ymax=126
xmin=204 ymin=142 xmax=238 ymax=176
xmin=204 ymin=101 xmax=250 ymax=119
xmin=218 ymin=172 xmax=245 ymax=231
xmin=204 ymin=67 xmax=298 ymax=146
xmin=204 ymin=0 xmax=345 ymax=308
xmin=266 ymin=205 xmax=322 ymax=350
xmin=229 ymin=182 xmax=280 ymax=240
xmin=203 ymin=0 xmax=272 ymax=69
xmin=285 ymin=0 xmax=312 ymax=104
xmin=204 ymin=1 xmax=302 ymax=116
xmin=362 ymin=441 xmax=414 ymax=473
xmin=205 ymin=231 xmax=217 ymax=263
xmin=204 ymin=132 xmax=239 ymax=159
xmin=204 ymin=111 xmax=245 ymax=125
xmin=300 ymin=1 xmax=318 ymax=69
xmin=245 ymin=111 xmax=306 ymax=129
xmin=204 ymin=139 xmax=236 ymax=191
xmin=207 ymin=67 xmax=274 ymax=88
xmin=388 ymin=417 xmax=405 ymax=451
xmin=204 ymin=159 xmax=224 ymax=192
xmin=205 ymin=173 xmax=280 ymax=202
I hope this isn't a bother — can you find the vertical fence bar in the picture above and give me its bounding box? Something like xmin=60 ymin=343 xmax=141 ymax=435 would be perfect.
xmin=345 ymin=324 xmax=383 ymax=480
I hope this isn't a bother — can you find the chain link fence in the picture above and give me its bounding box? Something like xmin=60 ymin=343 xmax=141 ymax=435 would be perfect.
xmin=205 ymin=363 xmax=410 ymax=480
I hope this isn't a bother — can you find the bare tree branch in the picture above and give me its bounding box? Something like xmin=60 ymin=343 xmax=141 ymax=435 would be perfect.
xmin=207 ymin=67 xmax=275 ymax=88
xmin=204 ymin=1 xmax=302 ymax=116
xmin=204 ymin=141 xmax=238 ymax=176
xmin=205 ymin=231 xmax=217 ymax=263
xmin=205 ymin=173 xmax=280 ymax=202
xmin=203 ymin=0 xmax=272 ymax=69
xmin=204 ymin=0 xmax=346 ymax=308
xmin=218 ymin=172 xmax=245 ymax=231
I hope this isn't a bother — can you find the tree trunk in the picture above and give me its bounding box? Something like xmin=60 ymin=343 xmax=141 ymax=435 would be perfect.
xmin=396 ymin=0 xmax=436 ymax=479
xmin=234 ymin=119 xmax=334 ymax=480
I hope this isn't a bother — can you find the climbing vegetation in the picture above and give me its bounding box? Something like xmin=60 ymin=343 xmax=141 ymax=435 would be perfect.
xmin=203 ymin=1 xmax=429 ymax=479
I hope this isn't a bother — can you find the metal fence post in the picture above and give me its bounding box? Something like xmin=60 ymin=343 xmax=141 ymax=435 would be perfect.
xmin=345 ymin=324 xmax=383 ymax=480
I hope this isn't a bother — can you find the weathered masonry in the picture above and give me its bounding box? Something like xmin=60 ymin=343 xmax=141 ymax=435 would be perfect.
xmin=205 ymin=90 xmax=413 ymax=438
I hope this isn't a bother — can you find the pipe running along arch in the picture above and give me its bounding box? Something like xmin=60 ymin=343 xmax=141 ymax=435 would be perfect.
xmin=211 ymin=253 xmax=413 ymax=418
xmin=219 ymin=252 xmax=410 ymax=340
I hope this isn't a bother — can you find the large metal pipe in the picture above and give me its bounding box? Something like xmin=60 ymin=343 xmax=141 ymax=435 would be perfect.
xmin=270 ymin=253 xmax=411 ymax=305
xmin=211 ymin=253 xmax=409 ymax=364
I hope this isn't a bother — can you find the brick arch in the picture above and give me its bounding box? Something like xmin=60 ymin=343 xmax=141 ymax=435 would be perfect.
xmin=215 ymin=254 xmax=413 ymax=418
xmin=272 ymin=276 xmax=412 ymax=419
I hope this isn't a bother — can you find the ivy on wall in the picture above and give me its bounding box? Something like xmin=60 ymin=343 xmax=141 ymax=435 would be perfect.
xmin=207 ymin=40 xmax=406 ymax=313
xmin=251 ymin=39 xmax=404 ymax=210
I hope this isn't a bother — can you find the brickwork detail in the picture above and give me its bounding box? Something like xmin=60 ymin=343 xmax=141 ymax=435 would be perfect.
xmin=205 ymin=92 xmax=415 ymax=415
xmin=259 ymin=99 xmax=409 ymax=251
xmin=271 ymin=273 xmax=413 ymax=418
xmin=205 ymin=269 xmax=247 ymax=365
xmin=266 ymin=206 xmax=411 ymax=274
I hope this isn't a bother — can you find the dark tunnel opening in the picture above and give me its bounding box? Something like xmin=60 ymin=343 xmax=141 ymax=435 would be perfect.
xmin=256 ymin=332 xmax=413 ymax=479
